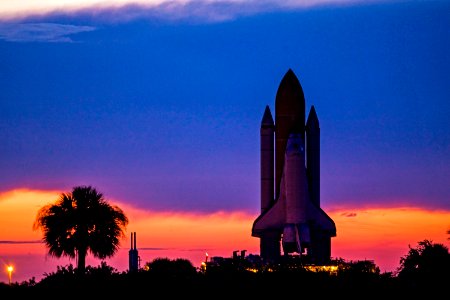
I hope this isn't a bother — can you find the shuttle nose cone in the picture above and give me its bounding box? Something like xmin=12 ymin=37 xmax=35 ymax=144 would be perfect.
xmin=306 ymin=105 xmax=319 ymax=130
xmin=275 ymin=69 xmax=305 ymax=134
xmin=261 ymin=105 xmax=274 ymax=127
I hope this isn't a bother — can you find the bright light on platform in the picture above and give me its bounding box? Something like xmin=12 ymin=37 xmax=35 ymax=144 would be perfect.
xmin=7 ymin=265 xmax=14 ymax=285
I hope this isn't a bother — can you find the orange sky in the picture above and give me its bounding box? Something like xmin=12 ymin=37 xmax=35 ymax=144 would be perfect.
xmin=1 ymin=188 xmax=449 ymax=283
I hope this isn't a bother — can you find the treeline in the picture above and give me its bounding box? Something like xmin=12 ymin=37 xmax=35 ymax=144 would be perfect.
xmin=1 ymin=239 xmax=448 ymax=297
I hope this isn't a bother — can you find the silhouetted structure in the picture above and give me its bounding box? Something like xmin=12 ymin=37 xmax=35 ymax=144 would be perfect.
xmin=129 ymin=232 xmax=139 ymax=272
xmin=252 ymin=69 xmax=336 ymax=264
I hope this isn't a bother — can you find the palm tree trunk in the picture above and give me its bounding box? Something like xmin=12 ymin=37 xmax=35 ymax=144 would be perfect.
xmin=77 ymin=248 xmax=87 ymax=276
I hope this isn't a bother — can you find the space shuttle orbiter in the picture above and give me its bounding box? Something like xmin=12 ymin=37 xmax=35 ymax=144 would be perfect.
xmin=252 ymin=69 xmax=336 ymax=264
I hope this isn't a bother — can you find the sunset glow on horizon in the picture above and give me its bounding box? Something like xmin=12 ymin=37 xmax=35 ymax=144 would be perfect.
xmin=1 ymin=189 xmax=448 ymax=283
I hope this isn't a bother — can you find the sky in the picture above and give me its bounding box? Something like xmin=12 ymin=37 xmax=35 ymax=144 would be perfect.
xmin=0 ymin=0 xmax=449 ymax=283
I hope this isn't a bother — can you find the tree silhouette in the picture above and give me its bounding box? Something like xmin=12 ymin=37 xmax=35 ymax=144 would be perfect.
xmin=397 ymin=239 xmax=450 ymax=290
xmin=145 ymin=257 xmax=197 ymax=278
xmin=33 ymin=185 xmax=128 ymax=275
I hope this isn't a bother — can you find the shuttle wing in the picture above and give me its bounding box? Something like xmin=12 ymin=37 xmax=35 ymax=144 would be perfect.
xmin=252 ymin=176 xmax=286 ymax=236
xmin=306 ymin=201 xmax=337 ymax=236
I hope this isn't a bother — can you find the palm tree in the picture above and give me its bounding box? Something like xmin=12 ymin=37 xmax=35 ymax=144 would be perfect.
xmin=33 ymin=185 xmax=129 ymax=275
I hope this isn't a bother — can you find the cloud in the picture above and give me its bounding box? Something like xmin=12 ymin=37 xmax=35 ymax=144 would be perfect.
xmin=0 ymin=240 xmax=42 ymax=244
xmin=135 ymin=247 xmax=172 ymax=251
xmin=0 ymin=23 xmax=96 ymax=42
xmin=341 ymin=212 xmax=357 ymax=217
xmin=0 ymin=0 xmax=387 ymax=23
xmin=133 ymin=247 xmax=212 ymax=251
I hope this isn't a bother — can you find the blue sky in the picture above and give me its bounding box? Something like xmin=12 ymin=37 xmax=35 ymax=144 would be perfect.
xmin=0 ymin=0 xmax=449 ymax=213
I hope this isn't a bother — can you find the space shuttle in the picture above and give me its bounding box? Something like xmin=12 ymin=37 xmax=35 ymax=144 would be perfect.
xmin=252 ymin=69 xmax=336 ymax=264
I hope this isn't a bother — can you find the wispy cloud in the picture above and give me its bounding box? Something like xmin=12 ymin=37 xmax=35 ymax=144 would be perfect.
xmin=0 ymin=240 xmax=42 ymax=244
xmin=127 ymin=247 xmax=213 ymax=251
xmin=134 ymin=247 xmax=172 ymax=251
xmin=0 ymin=23 xmax=96 ymax=42
xmin=0 ymin=0 xmax=389 ymax=23
xmin=341 ymin=212 xmax=357 ymax=217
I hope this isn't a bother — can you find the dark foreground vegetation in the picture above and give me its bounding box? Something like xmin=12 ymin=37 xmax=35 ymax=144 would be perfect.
xmin=1 ymin=240 xmax=448 ymax=298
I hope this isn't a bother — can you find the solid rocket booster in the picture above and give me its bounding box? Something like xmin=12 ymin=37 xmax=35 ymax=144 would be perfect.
xmin=306 ymin=106 xmax=320 ymax=207
xmin=260 ymin=105 xmax=274 ymax=213
xmin=252 ymin=69 xmax=336 ymax=263
xmin=259 ymin=106 xmax=279 ymax=260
